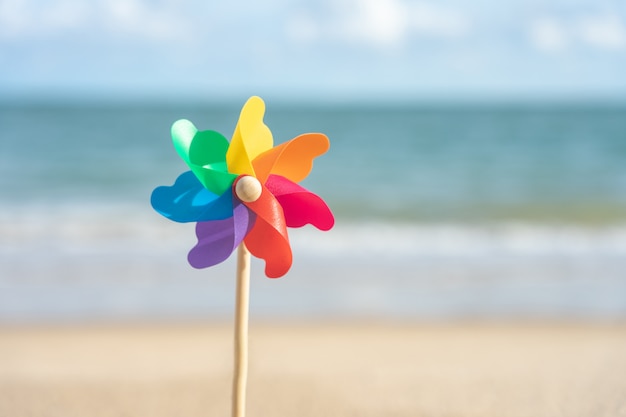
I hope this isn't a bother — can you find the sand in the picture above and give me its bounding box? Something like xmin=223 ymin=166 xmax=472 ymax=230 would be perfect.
xmin=0 ymin=321 xmax=625 ymax=417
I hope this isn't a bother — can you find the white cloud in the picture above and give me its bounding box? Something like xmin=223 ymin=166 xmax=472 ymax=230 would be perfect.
xmin=286 ymin=0 xmax=471 ymax=49
xmin=101 ymin=0 xmax=190 ymax=41
xmin=0 ymin=0 xmax=87 ymax=38
xmin=2 ymin=0 xmax=625 ymax=98
xmin=43 ymin=0 xmax=89 ymax=31
xmin=578 ymin=14 xmax=626 ymax=50
xmin=0 ymin=0 xmax=191 ymax=41
xmin=529 ymin=17 xmax=569 ymax=52
xmin=410 ymin=2 xmax=470 ymax=38
xmin=529 ymin=13 xmax=626 ymax=52
xmin=341 ymin=0 xmax=409 ymax=47
xmin=285 ymin=13 xmax=321 ymax=43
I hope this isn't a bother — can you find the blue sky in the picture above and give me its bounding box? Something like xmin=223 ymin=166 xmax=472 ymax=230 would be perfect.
xmin=1 ymin=0 xmax=625 ymax=101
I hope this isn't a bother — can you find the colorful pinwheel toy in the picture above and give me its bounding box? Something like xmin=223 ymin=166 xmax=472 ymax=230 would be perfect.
xmin=150 ymin=96 xmax=334 ymax=277
xmin=150 ymin=96 xmax=334 ymax=417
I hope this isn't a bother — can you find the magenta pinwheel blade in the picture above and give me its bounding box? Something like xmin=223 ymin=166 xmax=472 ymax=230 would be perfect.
xmin=265 ymin=174 xmax=335 ymax=231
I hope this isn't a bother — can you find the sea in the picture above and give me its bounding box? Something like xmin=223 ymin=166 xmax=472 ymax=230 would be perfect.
xmin=1 ymin=99 xmax=625 ymax=322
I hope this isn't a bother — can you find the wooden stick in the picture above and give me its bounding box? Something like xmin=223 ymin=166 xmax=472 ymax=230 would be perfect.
xmin=232 ymin=243 xmax=251 ymax=417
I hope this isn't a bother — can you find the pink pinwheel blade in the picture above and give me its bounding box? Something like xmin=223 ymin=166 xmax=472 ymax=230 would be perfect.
xmin=188 ymin=202 xmax=255 ymax=268
xmin=265 ymin=174 xmax=334 ymax=231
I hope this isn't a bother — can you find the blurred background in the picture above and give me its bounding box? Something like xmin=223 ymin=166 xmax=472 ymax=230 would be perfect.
xmin=1 ymin=0 xmax=625 ymax=322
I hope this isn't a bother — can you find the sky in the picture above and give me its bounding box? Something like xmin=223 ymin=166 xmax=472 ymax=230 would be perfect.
xmin=1 ymin=0 xmax=625 ymax=102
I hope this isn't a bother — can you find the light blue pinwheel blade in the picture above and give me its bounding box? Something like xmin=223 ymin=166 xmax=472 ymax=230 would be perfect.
xmin=151 ymin=171 xmax=234 ymax=223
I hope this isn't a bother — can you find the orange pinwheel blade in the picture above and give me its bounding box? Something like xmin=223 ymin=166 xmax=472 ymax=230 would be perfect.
xmin=252 ymin=133 xmax=330 ymax=184
xmin=237 ymin=179 xmax=292 ymax=278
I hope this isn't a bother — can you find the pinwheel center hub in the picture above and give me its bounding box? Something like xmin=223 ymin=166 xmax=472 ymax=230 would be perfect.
xmin=235 ymin=175 xmax=262 ymax=203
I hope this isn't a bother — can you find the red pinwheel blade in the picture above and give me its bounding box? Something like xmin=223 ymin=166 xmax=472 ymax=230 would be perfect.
xmin=237 ymin=179 xmax=292 ymax=278
xmin=265 ymin=174 xmax=335 ymax=231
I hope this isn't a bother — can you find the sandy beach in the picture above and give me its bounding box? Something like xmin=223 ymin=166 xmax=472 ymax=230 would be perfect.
xmin=0 ymin=321 xmax=625 ymax=417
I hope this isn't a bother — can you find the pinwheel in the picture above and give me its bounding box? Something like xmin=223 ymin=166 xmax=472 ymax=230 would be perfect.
xmin=151 ymin=96 xmax=334 ymax=278
xmin=150 ymin=96 xmax=334 ymax=417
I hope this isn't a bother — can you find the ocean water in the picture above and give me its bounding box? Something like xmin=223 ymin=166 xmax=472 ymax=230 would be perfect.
xmin=1 ymin=100 xmax=626 ymax=321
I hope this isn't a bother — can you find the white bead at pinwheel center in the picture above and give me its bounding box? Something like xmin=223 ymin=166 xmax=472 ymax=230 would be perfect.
xmin=235 ymin=176 xmax=262 ymax=203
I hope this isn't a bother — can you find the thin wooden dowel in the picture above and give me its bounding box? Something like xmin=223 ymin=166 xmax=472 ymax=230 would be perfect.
xmin=232 ymin=243 xmax=251 ymax=417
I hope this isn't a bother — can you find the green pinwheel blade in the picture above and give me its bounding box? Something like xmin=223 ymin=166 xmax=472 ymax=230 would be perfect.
xmin=171 ymin=119 xmax=237 ymax=195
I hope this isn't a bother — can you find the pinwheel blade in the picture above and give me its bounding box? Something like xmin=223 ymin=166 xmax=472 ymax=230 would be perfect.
xmin=151 ymin=171 xmax=234 ymax=222
xmin=239 ymin=183 xmax=292 ymax=278
xmin=252 ymin=133 xmax=330 ymax=184
xmin=188 ymin=202 xmax=255 ymax=268
xmin=226 ymin=96 xmax=273 ymax=177
xmin=171 ymin=120 xmax=237 ymax=195
xmin=265 ymin=174 xmax=335 ymax=231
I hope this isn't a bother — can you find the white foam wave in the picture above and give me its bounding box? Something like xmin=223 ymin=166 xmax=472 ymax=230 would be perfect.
xmin=2 ymin=204 xmax=626 ymax=259
xmin=2 ymin=204 xmax=626 ymax=320
xmin=293 ymin=222 xmax=626 ymax=258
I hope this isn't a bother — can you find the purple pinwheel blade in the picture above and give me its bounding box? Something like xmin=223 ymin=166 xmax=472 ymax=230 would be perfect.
xmin=151 ymin=171 xmax=234 ymax=223
xmin=188 ymin=202 xmax=255 ymax=268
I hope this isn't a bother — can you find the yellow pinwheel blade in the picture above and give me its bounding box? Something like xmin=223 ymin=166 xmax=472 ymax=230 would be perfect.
xmin=226 ymin=96 xmax=273 ymax=176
